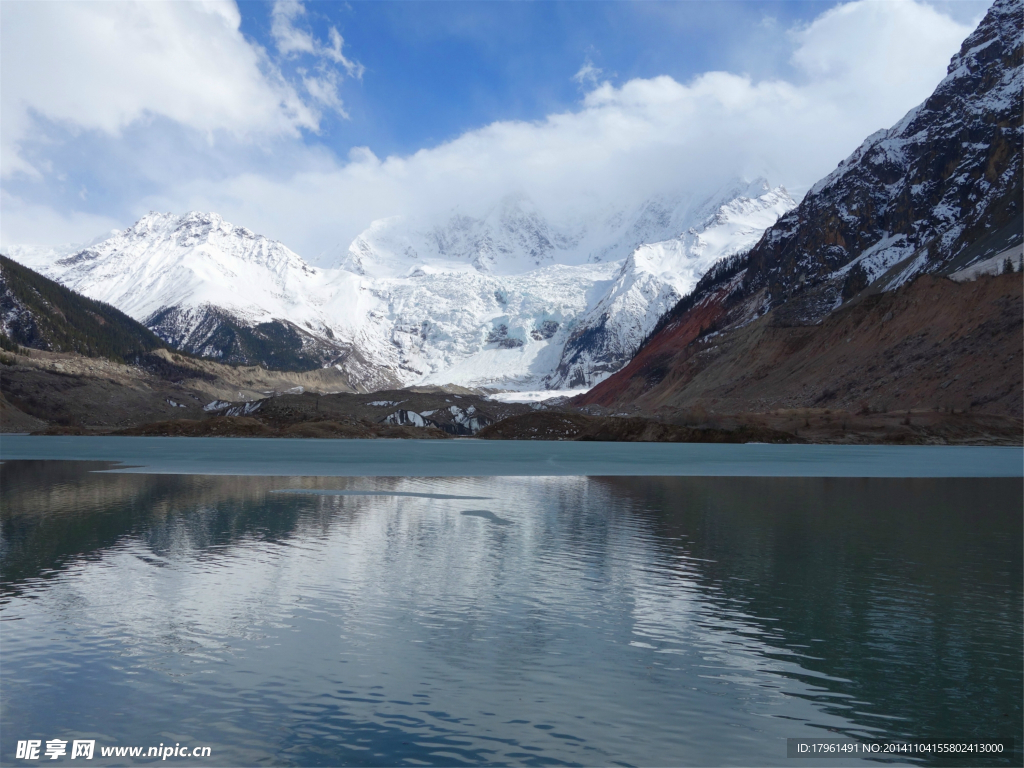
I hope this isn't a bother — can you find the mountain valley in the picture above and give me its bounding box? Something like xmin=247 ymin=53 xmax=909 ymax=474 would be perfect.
xmin=6 ymin=180 xmax=795 ymax=392
xmin=1 ymin=0 xmax=1021 ymax=446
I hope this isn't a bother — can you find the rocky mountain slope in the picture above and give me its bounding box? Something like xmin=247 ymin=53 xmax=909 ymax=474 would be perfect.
xmin=7 ymin=182 xmax=793 ymax=391
xmin=0 ymin=340 xmax=366 ymax=435
xmin=582 ymin=271 xmax=1021 ymax=416
xmin=1 ymin=254 xmax=168 ymax=362
xmin=580 ymin=0 xmax=1022 ymax=417
xmin=9 ymin=212 xmax=396 ymax=390
xmin=744 ymin=0 xmax=1022 ymax=320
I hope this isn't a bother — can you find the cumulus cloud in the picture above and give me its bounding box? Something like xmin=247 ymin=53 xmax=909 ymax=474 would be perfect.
xmin=1 ymin=0 xmax=977 ymax=258
xmin=0 ymin=0 xmax=362 ymax=181
xmin=272 ymin=0 xmax=364 ymax=78
xmin=790 ymin=0 xmax=970 ymax=117
xmin=156 ymin=0 xmax=974 ymax=261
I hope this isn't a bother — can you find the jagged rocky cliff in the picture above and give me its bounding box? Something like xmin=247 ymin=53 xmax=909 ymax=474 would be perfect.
xmin=744 ymin=0 xmax=1022 ymax=321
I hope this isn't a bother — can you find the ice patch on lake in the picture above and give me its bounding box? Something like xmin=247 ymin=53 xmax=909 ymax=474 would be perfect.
xmin=488 ymin=388 xmax=591 ymax=403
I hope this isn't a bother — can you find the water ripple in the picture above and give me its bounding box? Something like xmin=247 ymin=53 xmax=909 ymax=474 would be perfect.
xmin=1 ymin=467 xmax=1020 ymax=766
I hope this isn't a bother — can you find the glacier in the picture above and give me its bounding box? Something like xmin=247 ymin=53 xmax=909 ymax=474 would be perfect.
xmin=5 ymin=180 xmax=794 ymax=391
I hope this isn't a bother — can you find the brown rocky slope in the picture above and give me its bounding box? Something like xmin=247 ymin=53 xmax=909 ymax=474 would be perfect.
xmin=580 ymin=272 xmax=1022 ymax=419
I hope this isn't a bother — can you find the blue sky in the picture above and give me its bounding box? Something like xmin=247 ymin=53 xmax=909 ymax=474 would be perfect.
xmin=240 ymin=1 xmax=849 ymax=155
xmin=1 ymin=0 xmax=988 ymax=257
xmin=247 ymin=0 xmax=988 ymax=156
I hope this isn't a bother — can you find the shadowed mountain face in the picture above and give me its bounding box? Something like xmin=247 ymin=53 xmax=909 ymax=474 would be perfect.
xmin=746 ymin=0 xmax=1022 ymax=318
xmin=0 ymin=254 xmax=167 ymax=362
xmin=146 ymin=304 xmax=381 ymax=377
xmin=580 ymin=0 xmax=1023 ymax=416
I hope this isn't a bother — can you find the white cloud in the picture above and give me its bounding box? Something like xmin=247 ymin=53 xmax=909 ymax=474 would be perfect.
xmin=155 ymin=0 xmax=975 ymax=261
xmin=272 ymin=0 xmax=364 ymax=121
xmin=272 ymin=0 xmax=364 ymax=78
xmin=790 ymin=0 xmax=971 ymax=117
xmin=1 ymin=0 xmax=979 ymax=259
xmin=303 ymin=71 xmax=350 ymax=119
xmin=271 ymin=0 xmax=319 ymax=57
xmin=0 ymin=190 xmax=122 ymax=248
xmin=326 ymin=27 xmax=366 ymax=80
xmin=572 ymin=58 xmax=604 ymax=89
xmin=0 ymin=0 xmax=322 ymax=180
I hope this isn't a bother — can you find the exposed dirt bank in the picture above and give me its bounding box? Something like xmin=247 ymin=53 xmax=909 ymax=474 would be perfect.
xmin=580 ymin=273 xmax=1023 ymax=422
xmin=107 ymin=416 xmax=452 ymax=440
xmin=477 ymin=409 xmax=1021 ymax=445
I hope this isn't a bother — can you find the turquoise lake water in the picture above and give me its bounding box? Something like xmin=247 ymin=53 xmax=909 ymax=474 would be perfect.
xmin=1 ymin=435 xmax=1021 ymax=476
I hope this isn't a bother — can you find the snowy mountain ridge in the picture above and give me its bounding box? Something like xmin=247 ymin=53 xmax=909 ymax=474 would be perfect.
xmin=328 ymin=178 xmax=790 ymax=277
xmin=7 ymin=181 xmax=795 ymax=391
xmin=739 ymin=0 xmax=1023 ymax=324
xmin=575 ymin=0 xmax=1023 ymax=413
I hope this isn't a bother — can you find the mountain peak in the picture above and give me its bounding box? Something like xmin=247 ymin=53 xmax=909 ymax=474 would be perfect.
xmin=127 ymin=211 xmax=259 ymax=245
xmin=578 ymin=0 xmax=1022 ymax=411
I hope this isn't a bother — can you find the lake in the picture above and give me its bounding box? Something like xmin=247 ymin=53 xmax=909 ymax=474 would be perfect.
xmin=0 ymin=441 xmax=1021 ymax=766
xmin=1 ymin=435 xmax=1022 ymax=477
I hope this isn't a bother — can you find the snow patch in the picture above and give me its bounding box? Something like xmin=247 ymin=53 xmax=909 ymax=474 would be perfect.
xmin=488 ymin=388 xmax=591 ymax=403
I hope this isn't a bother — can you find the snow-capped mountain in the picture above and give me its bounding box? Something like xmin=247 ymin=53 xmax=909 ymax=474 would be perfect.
xmin=336 ymin=194 xmax=586 ymax=278
xmin=325 ymin=178 xmax=794 ymax=389
xmin=548 ymin=181 xmax=794 ymax=388
xmin=578 ymin=0 xmax=1022 ymax=411
xmin=740 ymin=0 xmax=1023 ymax=321
xmin=32 ymin=212 xmax=396 ymax=389
xmin=328 ymin=180 xmax=792 ymax=278
xmin=9 ymin=181 xmax=794 ymax=391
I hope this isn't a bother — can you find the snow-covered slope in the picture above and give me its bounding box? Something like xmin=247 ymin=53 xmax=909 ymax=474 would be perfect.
xmin=549 ymin=181 xmax=795 ymax=387
xmin=738 ymin=0 xmax=1023 ymax=322
xmin=31 ymin=212 xmax=395 ymax=389
xmin=372 ymin=261 xmax=620 ymax=388
xmin=10 ymin=181 xmax=793 ymax=391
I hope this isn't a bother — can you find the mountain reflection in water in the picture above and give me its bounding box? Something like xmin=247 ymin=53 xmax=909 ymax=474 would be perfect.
xmin=1 ymin=461 xmax=1020 ymax=766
